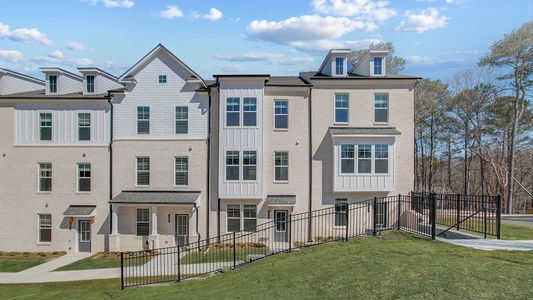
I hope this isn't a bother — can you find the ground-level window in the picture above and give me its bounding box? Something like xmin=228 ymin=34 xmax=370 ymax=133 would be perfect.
xmin=243 ymin=151 xmax=257 ymax=181
xmin=227 ymin=204 xmax=257 ymax=232
xmin=274 ymin=152 xmax=288 ymax=181
xmin=335 ymin=198 xmax=348 ymax=226
xmin=375 ymin=202 xmax=387 ymax=229
xmin=38 ymin=214 xmax=52 ymax=243
xmin=243 ymin=205 xmax=257 ymax=231
xmin=77 ymin=163 xmax=91 ymax=192
xmin=175 ymin=157 xmax=188 ymax=186
xmin=227 ymin=204 xmax=241 ymax=232
xmin=136 ymin=208 xmax=149 ymax=236
xmin=136 ymin=157 xmax=150 ymax=186
xmin=39 ymin=163 xmax=52 ymax=192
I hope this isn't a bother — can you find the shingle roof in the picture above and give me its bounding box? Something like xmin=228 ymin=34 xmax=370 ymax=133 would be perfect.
xmin=63 ymin=205 xmax=97 ymax=216
xmin=329 ymin=127 xmax=401 ymax=136
xmin=109 ymin=191 xmax=200 ymax=205
xmin=300 ymin=71 xmax=420 ymax=80
xmin=0 ymin=89 xmax=108 ymax=99
xmin=265 ymin=76 xmax=311 ymax=87
xmin=266 ymin=195 xmax=297 ymax=205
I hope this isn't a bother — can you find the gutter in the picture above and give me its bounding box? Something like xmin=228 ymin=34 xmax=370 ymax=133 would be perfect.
xmin=106 ymin=92 xmax=114 ymax=234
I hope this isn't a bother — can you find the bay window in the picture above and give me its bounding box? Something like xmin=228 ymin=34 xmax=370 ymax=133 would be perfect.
xmin=340 ymin=145 xmax=355 ymax=174
xmin=242 ymin=151 xmax=257 ymax=181
xmin=357 ymin=145 xmax=372 ymax=174
xmin=375 ymin=145 xmax=389 ymax=174
xmin=225 ymin=151 xmax=240 ymax=180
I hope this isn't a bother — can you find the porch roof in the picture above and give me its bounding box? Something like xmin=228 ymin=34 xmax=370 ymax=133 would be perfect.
xmin=109 ymin=191 xmax=200 ymax=205
xmin=63 ymin=205 xmax=97 ymax=217
xmin=266 ymin=195 xmax=296 ymax=206
xmin=329 ymin=127 xmax=401 ymax=137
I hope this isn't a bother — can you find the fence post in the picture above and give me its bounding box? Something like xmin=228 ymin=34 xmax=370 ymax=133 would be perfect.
xmin=288 ymin=214 xmax=292 ymax=252
xmin=483 ymin=196 xmax=487 ymax=239
xmin=496 ymin=195 xmax=502 ymax=240
xmin=456 ymin=193 xmax=461 ymax=231
xmin=120 ymin=252 xmax=124 ymax=290
xmin=232 ymin=231 xmax=236 ymax=269
xmin=177 ymin=245 xmax=181 ymax=282
xmin=373 ymin=197 xmax=377 ymax=236
xmin=397 ymin=194 xmax=401 ymax=230
xmin=345 ymin=204 xmax=349 ymax=241
xmin=430 ymin=193 xmax=436 ymax=240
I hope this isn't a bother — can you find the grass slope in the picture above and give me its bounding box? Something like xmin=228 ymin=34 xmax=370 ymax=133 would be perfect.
xmin=0 ymin=259 xmax=48 ymax=273
xmin=1 ymin=232 xmax=532 ymax=299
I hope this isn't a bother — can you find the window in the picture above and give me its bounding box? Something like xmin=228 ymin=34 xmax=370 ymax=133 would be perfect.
xmin=136 ymin=157 xmax=150 ymax=186
xmin=373 ymin=57 xmax=383 ymax=75
xmin=39 ymin=163 xmax=52 ymax=192
xmin=243 ymin=151 xmax=257 ymax=181
xmin=375 ymin=144 xmax=389 ymax=174
xmin=243 ymin=205 xmax=257 ymax=231
xmin=335 ymin=94 xmax=349 ymax=123
xmin=40 ymin=113 xmax=52 ymax=141
xmin=86 ymin=75 xmax=95 ymax=93
xmin=335 ymin=57 xmax=344 ymax=75
xmin=226 ymin=98 xmax=240 ymax=126
xmin=225 ymin=151 xmax=239 ymax=180
xmin=136 ymin=208 xmax=149 ymax=236
xmin=374 ymin=94 xmax=389 ymax=123
xmin=137 ymin=106 xmax=150 ymax=134
xmin=175 ymin=157 xmax=188 ymax=186
xmin=175 ymin=106 xmax=188 ymax=134
xmin=358 ymin=145 xmax=372 ymax=174
xmin=158 ymin=75 xmax=167 ymax=83
xmin=243 ymin=97 xmax=257 ymax=127
xmin=335 ymin=198 xmax=348 ymax=226
xmin=78 ymin=113 xmax=91 ymax=141
xmin=227 ymin=204 xmax=241 ymax=232
xmin=49 ymin=75 xmax=57 ymax=93
xmin=375 ymin=202 xmax=387 ymax=229
xmin=77 ymin=163 xmax=91 ymax=192
xmin=340 ymin=145 xmax=355 ymax=174
xmin=274 ymin=100 xmax=288 ymax=129
xmin=274 ymin=152 xmax=288 ymax=181
xmin=38 ymin=214 xmax=52 ymax=243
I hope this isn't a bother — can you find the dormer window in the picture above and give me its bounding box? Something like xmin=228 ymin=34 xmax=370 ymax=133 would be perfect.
xmin=335 ymin=57 xmax=344 ymax=75
xmin=373 ymin=57 xmax=383 ymax=75
xmin=86 ymin=75 xmax=95 ymax=93
xmin=49 ymin=75 xmax=57 ymax=93
xmin=158 ymin=75 xmax=167 ymax=83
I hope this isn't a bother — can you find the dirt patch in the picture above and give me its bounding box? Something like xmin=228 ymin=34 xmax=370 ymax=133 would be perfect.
xmin=0 ymin=251 xmax=66 ymax=260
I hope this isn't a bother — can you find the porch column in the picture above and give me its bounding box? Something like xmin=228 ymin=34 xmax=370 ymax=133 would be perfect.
xmin=111 ymin=205 xmax=119 ymax=235
xmin=151 ymin=206 xmax=158 ymax=236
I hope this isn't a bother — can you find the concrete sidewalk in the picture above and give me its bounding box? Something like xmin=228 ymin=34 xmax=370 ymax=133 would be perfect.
xmin=441 ymin=238 xmax=533 ymax=251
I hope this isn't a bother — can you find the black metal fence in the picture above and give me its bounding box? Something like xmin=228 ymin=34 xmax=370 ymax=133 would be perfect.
xmin=120 ymin=193 xmax=501 ymax=289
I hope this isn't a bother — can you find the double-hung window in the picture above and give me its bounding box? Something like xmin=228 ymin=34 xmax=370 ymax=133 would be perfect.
xmin=225 ymin=151 xmax=240 ymax=180
xmin=227 ymin=204 xmax=241 ymax=232
xmin=373 ymin=57 xmax=383 ymax=75
xmin=175 ymin=106 xmax=188 ymax=134
xmin=226 ymin=98 xmax=240 ymax=126
xmin=335 ymin=198 xmax=348 ymax=226
xmin=78 ymin=113 xmax=91 ymax=141
xmin=375 ymin=202 xmax=387 ymax=229
xmin=374 ymin=94 xmax=389 ymax=123
xmin=358 ymin=145 xmax=372 ymax=174
xmin=243 ymin=205 xmax=257 ymax=231
xmin=136 ymin=157 xmax=150 ymax=186
xmin=242 ymin=151 xmax=257 ymax=181
xmin=375 ymin=145 xmax=389 ymax=174
xmin=243 ymin=97 xmax=257 ymax=127
xmin=158 ymin=75 xmax=167 ymax=83
xmin=40 ymin=113 xmax=52 ymax=141
xmin=39 ymin=163 xmax=52 ymax=192
xmin=77 ymin=163 xmax=91 ymax=192
xmin=86 ymin=75 xmax=95 ymax=93
xmin=274 ymin=100 xmax=288 ymax=129
xmin=136 ymin=208 xmax=149 ymax=236
xmin=49 ymin=75 xmax=57 ymax=93
xmin=175 ymin=157 xmax=188 ymax=186
xmin=335 ymin=57 xmax=344 ymax=75
xmin=38 ymin=214 xmax=52 ymax=243
xmin=137 ymin=106 xmax=150 ymax=134
xmin=340 ymin=145 xmax=355 ymax=174
xmin=227 ymin=204 xmax=257 ymax=232
xmin=274 ymin=152 xmax=288 ymax=181
xmin=335 ymin=94 xmax=349 ymax=123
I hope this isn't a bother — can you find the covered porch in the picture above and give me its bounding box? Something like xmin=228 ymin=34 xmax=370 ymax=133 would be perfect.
xmin=109 ymin=191 xmax=201 ymax=252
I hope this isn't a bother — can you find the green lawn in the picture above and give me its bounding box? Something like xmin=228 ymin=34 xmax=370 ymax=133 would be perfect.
xmin=0 ymin=258 xmax=48 ymax=272
xmin=55 ymin=252 xmax=148 ymax=271
xmin=181 ymin=246 xmax=269 ymax=264
xmin=1 ymin=231 xmax=532 ymax=299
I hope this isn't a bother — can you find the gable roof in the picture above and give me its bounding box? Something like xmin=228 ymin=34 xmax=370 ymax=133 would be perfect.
xmin=0 ymin=68 xmax=45 ymax=84
xmin=40 ymin=67 xmax=83 ymax=80
xmin=317 ymin=49 xmax=351 ymax=74
xmin=118 ymin=44 xmax=206 ymax=88
xmin=77 ymin=67 xmax=118 ymax=80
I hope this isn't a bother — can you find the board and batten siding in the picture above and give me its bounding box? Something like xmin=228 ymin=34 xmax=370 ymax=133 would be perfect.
xmin=218 ymin=79 xmax=264 ymax=199
xmin=15 ymin=102 xmax=110 ymax=145
xmin=113 ymin=52 xmax=208 ymax=140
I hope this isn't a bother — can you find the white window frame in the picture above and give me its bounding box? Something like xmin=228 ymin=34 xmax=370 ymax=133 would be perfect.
xmin=242 ymin=97 xmax=257 ymax=127
xmin=334 ymin=198 xmax=348 ymax=227
xmin=226 ymin=204 xmax=241 ymax=232
xmin=136 ymin=208 xmax=150 ymax=236
xmin=48 ymin=75 xmax=57 ymax=93
xmin=77 ymin=112 xmax=91 ymax=141
xmin=174 ymin=156 xmax=189 ymax=187
xmin=273 ymin=99 xmax=288 ymax=130
xmin=77 ymin=163 xmax=91 ymax=193
xmin=86 ymin=75 xmax=95 ymax=93
xmin=338 ymin=144 xmax=392 ymax=175
xmin=226 ymin=97 xmax=240 ymax=127
xmin=340 ymin=145 xmax=355 ymax=174
xmin=38 ymin=163 xmax=52 ymax=192
xmin=373 ymin=57 xmax=383 ymax=76
xmin=38 ymin=214 xmax=52 ymax=244
xmin=225 ymin=151 xmax=240 ymax=181
xmin=175 ymin=106 xmax=188 ymax=134
xmin=137 ymin=106 xmax=150 ymax=134
xmin=242 ymin=151 xmax=257 ymax=181
xmin=227 ymin=204 xmax=257 ymax=232
xmin=39 ymin=112 xmax=53 ymax=141
xmin=136 ymin=156 xmax=150 ymax=187
xmin=334 ymin=93 xmax=349 ymax=124
xmin=374 ymin=144 xmax=389 ymax=174
xmin=335 ymin=57 xmax=344 ymax=76
xmin=158 ymin=75 xmax=167 ymax=83
xmin=274 ymin=151 xmax=289 ymax=182
xmin=374 ymin=93 xmax=389 ymax=124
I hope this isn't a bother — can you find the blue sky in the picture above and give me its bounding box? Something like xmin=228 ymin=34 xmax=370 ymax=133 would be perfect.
xmin=0 ymin=0 xmax=531 ymax=80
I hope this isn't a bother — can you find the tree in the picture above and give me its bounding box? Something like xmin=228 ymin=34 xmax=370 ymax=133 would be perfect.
xmin=479 ymin=21 xmax=533 ymax=213
xmin=349 ymin=42 xmax=407 ymax=74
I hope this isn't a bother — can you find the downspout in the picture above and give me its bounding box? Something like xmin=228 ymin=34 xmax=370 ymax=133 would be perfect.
xmin=307 ymin=86 xmax=313 ymax=242
xmin=195 ymin=203 xmax=200 ymax=240
xmin=107 ymin=93 xmax=114 ymax=234
xmin=206 ymin=88 xmax=212 ymax=241
xmin=412 ymin=79 xmax=420 ymax=193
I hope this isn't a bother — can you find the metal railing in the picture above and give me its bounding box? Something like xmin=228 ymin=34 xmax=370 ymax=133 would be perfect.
xmin=120 ymin=193 xmax=501 ymax=289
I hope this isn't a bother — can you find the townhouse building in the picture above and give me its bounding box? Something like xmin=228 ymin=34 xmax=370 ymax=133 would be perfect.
xmin=0 ymin=44 xmax=419 ymax=253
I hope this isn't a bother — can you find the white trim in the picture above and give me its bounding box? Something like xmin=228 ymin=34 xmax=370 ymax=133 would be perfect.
xmin=174 ymin=156 xmax=189 ymax=187
xmin=334 ymin=93 xmax=350 ymax=124
xmin=273 ymin=151 xmax=289 ymax=183
xmin=273 ymin=99 xmax=289 ymax=130
xmin=135 ymin=156 xmax=150 ymax=187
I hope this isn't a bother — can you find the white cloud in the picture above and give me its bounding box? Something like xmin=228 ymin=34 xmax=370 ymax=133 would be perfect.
xmin=159 ymin=5 xmax=183 ymax=19
xmin=0 ymin=23 xmax=51 ymax=46
xmin=0 ymin=50 xmax=24 ymax=62
xmin=193 ymin=8 xmax=223 ymax=21
xmin=214 ymin=52 xmax=313 ymax=65
xmin=67 ymin=41 xmax=85 ymax=51
xmin=396 ymin=8 xmax=448 ymax=33
xmin=312 ymin=0 xmax=396 ymax=21
xmin=49 ymin=50 xmax=64 ymax=60
xmin=291 ymin=38 xmax=381 ymax=53
xmin=72 ymin=58 xmax=94 ymax=66
xmin=219 ymin=64 xmax=244 ymax=72
xmin=82 ymin=0 xmax=134 ymax=8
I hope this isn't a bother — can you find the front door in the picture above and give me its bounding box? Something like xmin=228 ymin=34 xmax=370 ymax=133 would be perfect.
xmin=175 ymin=214 xmax=189 ymax=246
xmin=78 ymin=220 xmax=91 ymax=252
xmin=273 ymin=210 xmax=288 ymax=242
